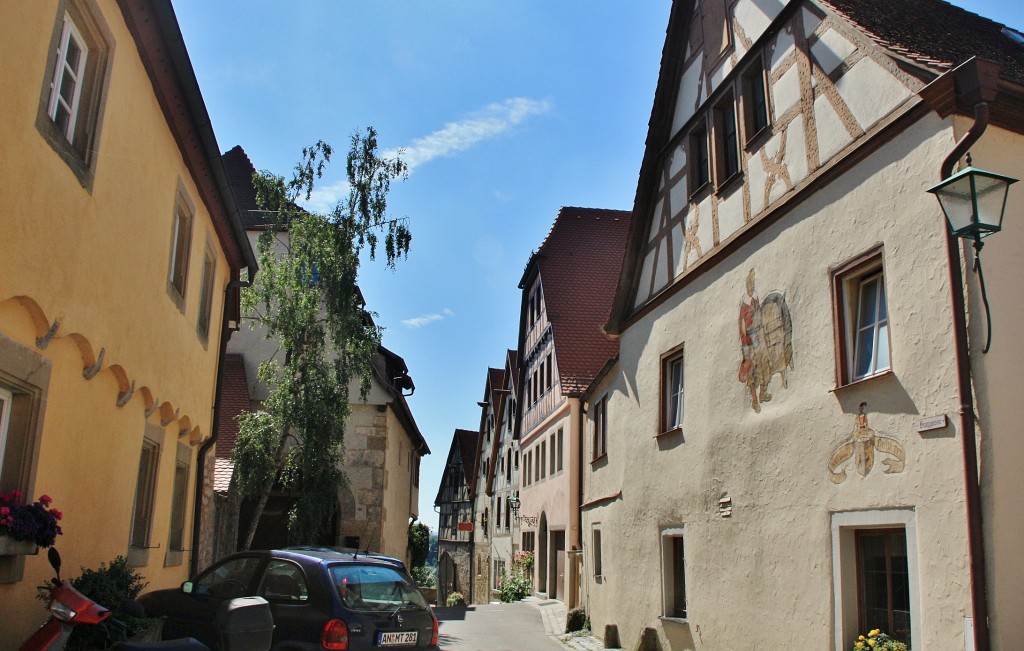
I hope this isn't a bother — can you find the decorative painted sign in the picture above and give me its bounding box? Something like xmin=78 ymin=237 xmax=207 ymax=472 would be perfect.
xmin=737 ymin=270 xmax=794 ymax=413
xmin=828 ymin=407 xmax=906 ymax=483
xmin=456 ymin=521 xmax=474 ymax=532
xmin=914 ymin=415 xmax=947 ymax=432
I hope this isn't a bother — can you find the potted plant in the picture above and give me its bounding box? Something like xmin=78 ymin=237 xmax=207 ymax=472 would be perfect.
xmin=852 ymin=629 xmax=908 ymax=651
xmin=0 ymin=490 xmax=63 ymax=555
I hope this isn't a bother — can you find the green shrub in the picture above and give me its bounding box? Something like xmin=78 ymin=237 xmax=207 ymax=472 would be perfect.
xmin=412 ymin=564 xmax=436 ymax=588
xmin=565 ymin=605 xmax=589 ymax=633
xmin=446 ymin=591 xmax=466 ymax=607
xmin=66 ymin=557 xmax=150 ymax=649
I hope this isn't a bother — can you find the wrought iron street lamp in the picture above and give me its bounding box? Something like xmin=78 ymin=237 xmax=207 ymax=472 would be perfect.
xmin=927 ymin=145 xmax=1016 ymax=651
xmin=507 ymin=494 xmax=521 ymax=518
xmin=928 ymin=154 xmax=1018 ymax=353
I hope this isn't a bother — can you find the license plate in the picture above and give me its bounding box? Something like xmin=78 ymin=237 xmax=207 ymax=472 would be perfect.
xmin=378 ymin=631 xmax=418 ymax=646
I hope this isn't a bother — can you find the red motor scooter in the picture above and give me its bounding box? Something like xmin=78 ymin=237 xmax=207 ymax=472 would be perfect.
xmin=20 ymin=547 xmax=112 ymax=651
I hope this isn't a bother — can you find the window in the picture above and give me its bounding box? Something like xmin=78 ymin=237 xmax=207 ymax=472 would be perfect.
xmin=549 ymin=433 xmax=556 ymax=475
xmin=524 ymin=450 xmax=531 ymax=486
xmin=660 ymin=345 xmax=685 ymax=434
xmin=742 ymin=59 xmax=770 ymax=140
xmin=592 ymin=526 xmax=603 ymax=578
xmin=831 ymin=510 xmax=919 ymax=650
xmin=48 ymin=16 xmax=87 ymax=145
xmin=662 ymin=529 xmax=687 ymax=619
xmin=689 ymin=123 xmax=710 ymax=193
xmin=0 ymin=340 xmax=51 ymax=584
xmin=165 ymin=446 xmax=190 ymax=567
xmin=832 ymin=248 xmax=891 ymax=385
xmin=857 ymin=530 xmax=911 ymax=645
xmin=556 ymin=428 xmax=563 ymax=472
xmin=168 ymin=191 xmax=195 ymax=310
xmin=38 ymin=3 xmax=112 ymax=186
xmin=193 ymin=556 xmax=262 ymax=600
xmin=545 ymin=354 xmax=552 ymax=391
xmin=539 ymin=441 xmax=546 ymax=480
xmin=129 ymin=425 xmax=162 ymax=567
xmin=593 ymin=395 xmax=608 ymax=460
xmin=0 ymin=388 xmax=12 ymax=474
xmin=260 ymin=560 xmax=309 ymax=603
xmin=196 ymin=244 xmax=216 ymax=342
xmin=713 ymin=93 xmax=740 ymax=183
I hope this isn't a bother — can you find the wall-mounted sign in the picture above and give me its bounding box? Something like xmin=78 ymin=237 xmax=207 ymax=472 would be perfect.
xmin=915 ymin=415 xmax=947 ymax=433
xmin=457 ymin=521 xmax=474 ymax=532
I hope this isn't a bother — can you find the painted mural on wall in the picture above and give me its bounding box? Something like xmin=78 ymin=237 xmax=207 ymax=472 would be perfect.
xmin=828 ymin=406 xmax=906 ymax=483
xmin=737 ymin=270 xmax=794 ymax=413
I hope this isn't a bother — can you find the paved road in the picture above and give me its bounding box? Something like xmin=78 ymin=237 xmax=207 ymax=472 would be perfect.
xmin=435 ymin=601 xmax=565 ymax=651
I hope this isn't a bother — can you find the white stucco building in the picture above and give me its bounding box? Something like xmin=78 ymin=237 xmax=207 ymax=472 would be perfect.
xmin=582 ymin=0 xmax=1024 ymax=650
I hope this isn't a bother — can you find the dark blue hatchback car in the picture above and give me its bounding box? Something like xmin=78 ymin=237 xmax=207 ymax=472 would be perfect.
xmin=140 ymin=548 xmax=439 ymax=651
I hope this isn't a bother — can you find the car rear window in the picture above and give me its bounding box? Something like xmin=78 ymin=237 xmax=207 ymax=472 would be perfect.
xmin=329 ymin=564 xmax=428 ymax=612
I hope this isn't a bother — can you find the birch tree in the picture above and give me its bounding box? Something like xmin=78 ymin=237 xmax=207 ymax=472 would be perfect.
xmin=233 ymin=128 xmax=410 ymax=550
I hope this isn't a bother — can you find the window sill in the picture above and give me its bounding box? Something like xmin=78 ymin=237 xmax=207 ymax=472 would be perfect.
xmin=688 ymin=181 xmax=712 ymax=203
xmin=591 ymin=453 xmax=608 ymax=465
xmin=744 ymin=124 xmax=773 ymax=152
xmin=655 ymin=426 xmax=682 ymax=439
xmin=658 ymin=616 xmax=690 ymax=626
xmin=715 ymin=171 xmax=743 ymax=196
xmin=831 ymin=368 xmax=894 ymax=393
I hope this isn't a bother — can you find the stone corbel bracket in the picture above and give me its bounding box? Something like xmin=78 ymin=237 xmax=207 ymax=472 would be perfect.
xmin=161 ymin=408 xmax=180 ymax=427
xmin=117 ymin=381 xmax=136 ymax=407
xmin=145 ymin=399 xmax=160 ymax=419
xmin=83 ymin=347 xmax=105 ymax=379
xmin=36 ymin=319 xmax=61 ymax=349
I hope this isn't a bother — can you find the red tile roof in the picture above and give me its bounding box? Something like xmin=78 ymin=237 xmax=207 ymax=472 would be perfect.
xmin=434 ymin=428 xmax=480 ymax=505
xmin=215 ymin=353 xmax=251 ymax=460
xmin=525 ymin=207 xmax=632 ymax=395
xmin=822 ymin=0 xmax=1024 ymax=84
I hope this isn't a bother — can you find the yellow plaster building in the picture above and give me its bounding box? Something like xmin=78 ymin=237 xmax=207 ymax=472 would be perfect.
xmin=0 ymin=1 xmax=255 ymax=645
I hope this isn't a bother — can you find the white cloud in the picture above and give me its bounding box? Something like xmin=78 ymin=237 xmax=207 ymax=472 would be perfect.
xmin=303 ymin=98 xmax=550 ymax=212
xmin=387 ymin=97 xmax=551 ymax=171
xmin=402 ymin=307 xmax=455 ymax=328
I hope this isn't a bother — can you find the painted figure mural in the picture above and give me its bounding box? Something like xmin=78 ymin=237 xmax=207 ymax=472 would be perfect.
xmin=737 ymin=270 xmax=794 ymax=413
xmin=828 ymin=405 xmax=906 ymax=483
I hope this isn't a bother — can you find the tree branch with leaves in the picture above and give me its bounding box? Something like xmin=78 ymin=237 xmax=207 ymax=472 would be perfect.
xmin=233 ymin=128 xmax=410 ymax=550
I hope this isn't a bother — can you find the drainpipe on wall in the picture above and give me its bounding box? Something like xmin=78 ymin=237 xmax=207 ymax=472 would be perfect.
xmin=935 ymin=57 xmax=999 ymax=651
xmin=190 ymin=277 xmax=248 ymax=575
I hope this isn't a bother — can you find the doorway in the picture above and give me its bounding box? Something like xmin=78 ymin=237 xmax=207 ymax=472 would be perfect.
xmin=550 ymin=530 xmax=565 ymax=601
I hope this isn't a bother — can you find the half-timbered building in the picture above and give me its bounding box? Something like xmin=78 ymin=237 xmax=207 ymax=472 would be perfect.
xmin=585 ymin=0 xmax=1024 ymax=649
xmin=435 ymin=428 xmax=479 ymax=605
xmin=516 ymin=206 xmax=631 ymax=606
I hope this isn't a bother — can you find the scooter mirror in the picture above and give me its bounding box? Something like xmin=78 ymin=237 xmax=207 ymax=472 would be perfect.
xmin=47 ymin=547 xmax=61 ymax=578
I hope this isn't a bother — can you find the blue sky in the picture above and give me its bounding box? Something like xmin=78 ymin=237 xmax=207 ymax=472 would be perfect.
xmin=172 ymin=0 xmax=1020 ymax=532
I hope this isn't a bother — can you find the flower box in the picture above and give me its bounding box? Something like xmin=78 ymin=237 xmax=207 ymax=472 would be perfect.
xmin=0 ymin=534 xmax=38 ymax=556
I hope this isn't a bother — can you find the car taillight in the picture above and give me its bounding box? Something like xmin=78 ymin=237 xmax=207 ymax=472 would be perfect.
xmin=322 ymin=618 xmax=348 ymax=650
xmin=430 ymin=613 xmax=439 ymax=646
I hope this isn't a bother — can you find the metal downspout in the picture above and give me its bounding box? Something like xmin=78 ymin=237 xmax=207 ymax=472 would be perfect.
xmin=941 ymin=101 xmax=990 ymax=651
xmin=190 ymin=279 xmax=245 ymax=575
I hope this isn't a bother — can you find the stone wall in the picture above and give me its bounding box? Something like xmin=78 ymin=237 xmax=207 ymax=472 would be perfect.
xmin=337 ymin=408 xmax=387 ymax=551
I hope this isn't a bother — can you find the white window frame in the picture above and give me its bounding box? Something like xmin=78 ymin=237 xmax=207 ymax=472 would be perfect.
xmin=661 ymin=346 xmax=685 ymax=434
xmin=851 ymin=271 xmax=890 ymax=381
xmin=0 ymin=387 xmax=12 ymax=471
xmin=47 ymin=14 xmax=88 ymax=143
xmin=593 ymin=395 xmax=608 ymax=460
xmin=830 ymin=509 xmax=921 ymax=651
